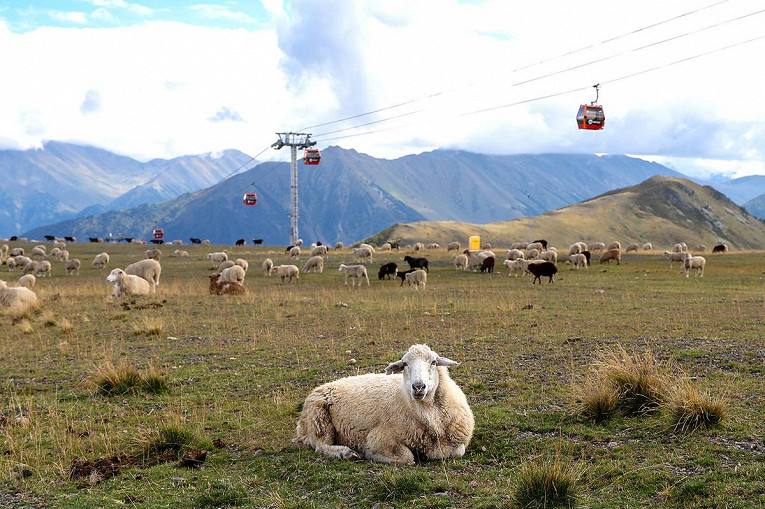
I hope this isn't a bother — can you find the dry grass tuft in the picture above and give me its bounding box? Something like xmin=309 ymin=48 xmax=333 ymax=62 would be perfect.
xmin=91 ymin=362 xmax=144 ymax=396
xmin=513 ymin=456 xmax=581 ymax=508
xmin=132 ymin=316 xmax=163 ymax=338
xmin=667 ymin=379 xmax=728 ymax=432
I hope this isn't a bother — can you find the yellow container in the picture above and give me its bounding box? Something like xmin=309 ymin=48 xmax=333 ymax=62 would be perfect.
xmin=468 ymin=235 xmax=481 ymax=250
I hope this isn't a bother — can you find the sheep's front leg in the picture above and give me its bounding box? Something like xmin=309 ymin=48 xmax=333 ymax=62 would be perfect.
xmin=364 ymin=428 xmax=415 ymax=465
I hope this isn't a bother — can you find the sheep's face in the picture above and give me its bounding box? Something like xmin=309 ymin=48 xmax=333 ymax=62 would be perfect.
xmin=106 ymin=269 xmax=123 ymax=283
xmin=385 ymin=344 xmax=459 ymax=402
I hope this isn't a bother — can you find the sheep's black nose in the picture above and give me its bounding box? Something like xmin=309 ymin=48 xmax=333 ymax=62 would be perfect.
xmin=412 ymin=382 xmax=426 ymax=393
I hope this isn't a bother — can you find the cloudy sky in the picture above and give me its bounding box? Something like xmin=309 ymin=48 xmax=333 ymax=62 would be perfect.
xmin=2 ymin=0 xmax=765 ymax=177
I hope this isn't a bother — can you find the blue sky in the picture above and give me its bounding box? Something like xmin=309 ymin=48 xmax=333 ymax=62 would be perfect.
xmin=2 ymin=0 xmax=765 ymax=177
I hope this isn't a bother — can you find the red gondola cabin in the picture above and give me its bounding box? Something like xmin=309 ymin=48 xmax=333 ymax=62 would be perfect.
xmin=243 ymin=193 xmax=258 ymax=206
xmin=304 ymin=148 xmax=321 ymax=165
xmin=576 ymin=104 xmax=605 ymax=130
xmin=152 ymin=228 xmax=164 ymax=240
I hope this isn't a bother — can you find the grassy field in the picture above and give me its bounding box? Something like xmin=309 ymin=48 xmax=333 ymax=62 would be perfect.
xmin=1 ymin=242 xmax=764 ymax=508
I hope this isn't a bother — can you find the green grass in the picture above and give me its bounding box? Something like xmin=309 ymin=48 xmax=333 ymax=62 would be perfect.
xmin=0 ymin=242 xmax=764 ymax=507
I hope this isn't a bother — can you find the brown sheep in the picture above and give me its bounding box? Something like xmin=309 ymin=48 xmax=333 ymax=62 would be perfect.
xmin=600 ymin=249 xmax=621 ymax=265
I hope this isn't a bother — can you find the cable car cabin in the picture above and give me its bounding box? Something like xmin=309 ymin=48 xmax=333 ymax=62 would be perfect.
xmin=576 ymin=104 xmax=605 ymax=130
xmin=152 ymin=228 xmax=164 ymax=240
xmin=304 ymin=148 xmax=321 ymax=166
xmin=243 ymin=193 xmax=258 ymax=206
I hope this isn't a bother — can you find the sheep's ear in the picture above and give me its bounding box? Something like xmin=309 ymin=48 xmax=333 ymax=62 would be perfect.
xmin=436 ymin=356 xmax=460 ymax=368
xmin=385 ymin=360 xmax=405 ymax=375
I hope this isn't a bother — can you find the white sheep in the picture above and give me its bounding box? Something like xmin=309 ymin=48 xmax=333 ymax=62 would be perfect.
xmin=359 ymin=243 xmax=376 ymax=252
xmin=454 ymin=254 xmax=469 ymax=271
xmin=144 ymin=248 xmax=162 ymax=260
xmin=217 ymin=260 xmax=236 ymax=273
xmin=352 ymin=246 xmax=374 ymax=263
xmin=18 ymin=274 xmax=36 ymax=288
xmin=539 ymin=250 xmax=557 ymax=264
xmin=0 ymin=280 xmax=39 ymax=312
xmin=92 ymin=252 xmax=110 ymax=269
xmin=447 ymin=241 xmax=461 ymax=252
xmin=589 ymin=242 xmax=605 ymax=252
xmin=673 ymin=242 xmax=687 ymax=253
xmin=30 ymin=247 xmax=47 ymax=260
xmin=289 ymin=246 xmax=301 ymax=259
xmin=625 ymin=243 xmax=639 ymax=253
xmin=642 ymin=243 xmax=653 ymax=251
xmin=568 ymin=243 xmax=583 ymax=255
xmin=510 ymin=241 xmax=528 ymax=250
xmin=173 ymin=249 xmax=189 ymax=257
xmin=569 ymin=253 xmax=587 ymax=269
xmin=262 ymin=258 xmax=274 ymax=276
xmin=124 ymin=259 xmax=161 ymax=293
xmin=405 ymin=269 xmax=427 ymax=290
xmin=334 ymin=242 xmax=344 ymax=250
xmin=295 ymin=239 xmax=304 ymax=247
xmin=302 ymin=255 xmax=325 ymax=274
xmin=526 ymin=242 xmax=544 ymax=252
xmin=24 ymin=260 xmax=51 ymax=278
xmin=426 ymin=243 xmax=440 ymax=249
xmin=525 ymin=248 xmax=540 ymax=260
xmin=338 ymin=264 xmax=370 ymax=286
xmin=10 ymin=248 xmax=24 ymax=257
xmin=65 ymin=259 xmax=81 ymax=276
xmin=234 ymin=258 xmax=249 ymax=272
xmin=505 ymin=249 xmax=524 ymax=261
xmin=413 ymin=242 xmax=425 ymax=252
xmin=294 ymin=344 xmax=474 ymax=465
xmin=502 ymin=259 xmax=524 ymax=277
xmin=684 ymin=253 xmax=706 ymax=278
xmin=606 ymin=241 xmax=621 ymax=251
xmin=106 ymin=268 xmax=151 ymax=297
xmin=274 ymin=264 xmax=299 ymax=283
xmin=53 ymin=250 xmax=69 ymax=262
xmin=310 ymin=245 xmax=328 ymax=257
xmin=206 ymin=251 xmax=228 ymax=267
xmin=379 ymin=242 xmax=392 ymax=251
xmin=463 ymin=249 xmax=494 ymax=271
xmin=220 ymin=264 xmax=245 ymax=283
xmin=663 ymin=250 xmax=686 ymax=268
xmin=6 ymin=258 xmax=16 ymax=271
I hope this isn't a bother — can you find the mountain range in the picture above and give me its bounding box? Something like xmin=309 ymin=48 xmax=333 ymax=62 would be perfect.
xmin=368 ymin=176 xmax=765 ymax=250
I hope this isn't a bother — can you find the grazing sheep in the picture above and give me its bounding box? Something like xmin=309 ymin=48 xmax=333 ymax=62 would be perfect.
xmin=673 ymin=242 xmax=688 ymax=253
xmin=568 ymin=243 xmax=583 ymax=255
xmin=502 ymin=259 xmax=524 ymax=277
xmin=190 ymin=237 xmax=202 ymax=244
xmin=539 ymin=250 xmax=557 ymax=264
xmin=352 ymin=246 xmax=374 ymax=263
xmin=712 ymin=244 xmax=728 ymax=253
xmin=235 ymin=238 xmax=245 ymax=247
xmin=15 ymin=256 xmax=32 ymax=269
xmin=202 ymin=239 xmax=211 ymax=246
xmin=684 ymin=253 xmax=706 ymax=278
xmin=600 ymin=249 xmax=621 ymax=265
xmin=510 ymin=241 xmax=528 ymax=250
xmin=413 ymin=242 xmax=425 ymax=252
xmin=106 ymin=268 xmax=151 ymax=297
xmin=220 ymin=264 xmax=246 ymax=283
xmin=10 ymin=248 xmax=24 ymax=257
xmin=144 ymin=248 xmax=161 ymax=260
xmin=403 ymin=255 xmax=429 ymax=272
xmin=6 ymin=258 xmax=16 ymax=271
xmin=334 ymin=242 xmax=344 ymax=250
xmin=209 ymin=273 xmax=246 ymax=295
xmin=589 ymin=242 xmax=605 ymax=252
xmin=0 ymin=280 xmax=39 ymax=312
xmin=532 ymin=239 xmax=548 ymax=250
xmin=569 ymin=253 xmax=587 ymax=269
xmin=528 ymin=261 xmax=558 ymax=284
xmin=642 ymin=243 xmax=653 ymax=251
xmin=527 ymin=242 xmax=544 ymax=252
xmin=405 ymin=269 xmax=428 ymax=290
xmin=663 ymin=250 xmax=687 ymax=268
xmin=124 ymin=259 xmax=162 ymax=293
xmin=525 ymin=248 xmax=540 ymax=260
xmin=0 ymin=244 xmax=8 ymax=259
xmin=24 ymin=261 xmax=51 ymax=278
xmin=426 ymin=243 xmax=440 ymax=249
xmin=463 ymin=249 xmax=494 ymax=270
xmin=505 ymin=249 xmax=524 ymax=261
xmin=481 ymin=243 xmax=492 ymax=250
xmin=65 ymin=259 xmax=81 ymax=276
xmin=53 ymin=250 xmax=70 ymax=262
xmin=295 ymin=239 xmax=304 ymax=247
xmin=310 ymin=245 xmax=329 ymax=257
xmin=262 ymin=258 xmax=274 ymax=276
xmin=217 ymin=260 xmax=236 ymax=273
xmin=173 ymin=249 xmax=189 ymax=257
xmin=379 ymin=242 xmax=392 ymax=251
xmin=582 ymin=250 xmax=591 ymax=266
xmin=92 ymin=252 xmax=110 ymax=269
xmin=396 ymin=269 xmax=415 ymax=286
xmin=274 ymin=264 xmax=299 ymax=284
xmin=625 ymin=243 xmax=639 ymax=253
xmin=693 ymin=245 xmax=706 ymax=252
xmin=453 ymin=253 xmax=469 ymax=271
xmin=295 ymin=344 xmax=473 ymax=465
xmin=479 ymin=256 xmax=495 ymax=273
xmin=289 ymin=246 xmax=301 ymax=259
xmin=606 ymin=241 xmax=621 ymax=251
xmin=447 ymin=242 xmax=461 ymax=252
xmin=234 ymin=258 xmax=249 ymax=272
xmin=18 ymin=274 xmax=36 ymax=288
xmin=338 ymin=264 xmax=370 ymax=286
xmin=377 ymin=262 xmax=398 ymax=280
xmin=206 ymin=251 xmax=228 ymax=267
xmin=30 ymin=247 xmax=46 ymax=260
xmin=302 ymin=255 xmax=325 ymax=274
xmin=173 ymin=240 xmax=183 ymax=245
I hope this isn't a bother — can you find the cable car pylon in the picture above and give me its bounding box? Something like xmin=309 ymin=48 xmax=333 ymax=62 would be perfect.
xmin=271 ymin=132 xmax=317 ymax=246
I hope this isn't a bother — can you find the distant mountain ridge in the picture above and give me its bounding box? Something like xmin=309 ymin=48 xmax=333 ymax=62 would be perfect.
xmin=22 ymin=146 xmax=709 ymax=245
xmin=0 ymin=141 xmax=252 ymax=236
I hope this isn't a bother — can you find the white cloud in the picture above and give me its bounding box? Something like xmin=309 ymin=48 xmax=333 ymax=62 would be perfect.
xmin=191 ymin=4 xmax=256 ymax=23
xmin=49 ymin=10 xmax=88 ymax=24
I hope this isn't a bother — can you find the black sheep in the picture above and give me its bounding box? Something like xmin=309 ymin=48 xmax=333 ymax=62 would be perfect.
xmin=190 ymin=237 xmax=202 ymax=244
xmin=480 ymin=256 xmax=495 ymax=273
xmin=235 ymin=238 xmax=246 ymax=246
xmin=378 ymin=262 xmax=398 ymax=280
xmin=712 ymin=244 xmax=728 ymax=253
xmin=403 ymin=255 xmax=429 ymax=272
xmin=528 ymin=261 xmax=558 ymax=284
xmin=397 ymin=268 xmax=416 ymax=286
xmin=252 ymin=238 xmax=264 ymax=245
xmin=582 ymin=250 xmax=591 ymax=266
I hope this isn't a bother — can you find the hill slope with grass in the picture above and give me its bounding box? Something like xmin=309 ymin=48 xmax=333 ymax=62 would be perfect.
xmin=369 ymin=176 xmax=765 ymax=250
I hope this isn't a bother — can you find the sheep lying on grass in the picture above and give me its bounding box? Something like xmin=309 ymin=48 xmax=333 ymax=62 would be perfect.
xmin=274 ymin=265 xmax=299 ymax=284
xmin=294 ymin=344 xmax=474 ymax=465
xmin=125 ymin=259 xmax=161 ymax=293
xmin=684 ymin=253 xmax=706 ymax=278
xmin=405 ymin=269 xmax=428 ymax=290
xmin=106 ymin=268 xmax=151 ymax=297
xmin=339 ymin=264 xmax=370 ymax=286
xmin=0 ymin=280 xmax=39 ymax=312
xmin=209 ymin=273 xmax=246 ymax=295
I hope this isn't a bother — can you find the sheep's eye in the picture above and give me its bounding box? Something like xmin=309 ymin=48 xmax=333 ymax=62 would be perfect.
xmin=430 ymin=360 xmax=437 ymax=366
